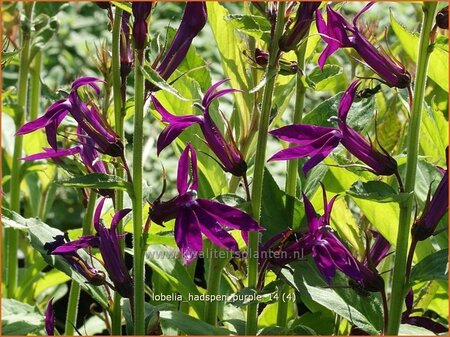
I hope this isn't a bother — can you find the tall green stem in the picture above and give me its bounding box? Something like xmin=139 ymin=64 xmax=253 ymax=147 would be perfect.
xmin=65 ymin=192 xmax=97 ymax=335
xmin=7 ymin=2 xmax=34 ymax=298
xmin=204 ymin=243 xmax=231 ymax=326
xmin=132 ymin=52 xmax=145 ymax=335
xmin=29 ymin=51 xmax=42 ymax=121
xmin=246 ymin=3 xmax=286 ymax=335
xmin=277 ymin=40 xmax=309 ymax=328
xmin=386 ymin=3 xmax=437 ymax=334
xmin=111 ymin=7 xmax=125 ymax=335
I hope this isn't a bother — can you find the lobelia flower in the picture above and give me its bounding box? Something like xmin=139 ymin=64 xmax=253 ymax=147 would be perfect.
xmin=44 ymin=234 xmax=106 ymax=286
xmin=436 ymin=6 xmax=449 ymax=30
xmin=279 ymin=1 xmax=321 ymax=52
xmin=152 ymin=79 xmax=248 ymax=177
xmin=21 ymin=127 xmax=115 ymax=199
xmin=16 ymin=77 xmax=124 ymax=158
xmin=411 ymin=164 xmax=448 ymax=241
xmin=269 ymin=80 xmax=398 ymax=176
xmin=155 ymin=2 xmax=207 ymax=81
xmin=131 ymin=2 xmax=152 ymax=51
xmin=148 ymin=144 xmax=263 ymax=264
xmin=316 ymin=4 xmax=411 ymax=88
xmin=120 ymin=11 xmax=133 ymax=81
xmin=52 ymin=198 xmax=133 ymax=298
xmin=402 ymin=289 xmax=448 ymax=333
xmin=45 ymin=298 xmax=55 ymax=336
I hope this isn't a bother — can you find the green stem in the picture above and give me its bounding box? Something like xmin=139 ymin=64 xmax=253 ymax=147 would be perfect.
xmin=180 ymin=260 xmax=197 ymax=315
xmin=111 ymin=7 xmax=124 ymax=335
xmin=246 ymin=3 xmax=286 ymax=335
xmin=277 ymin=35 xmax=309 ymax=329
xmin=7 ymin=2 xmax=34 ymax=299
xmin=386 ymin=3 xmax=437 ymax=334
xmin=29 ymin=51 xmax=42 ymax=121
xmin=132 ymin=51 xmax=145 ymax=335
xmin=65 ymin=192 xmax=97 ymax=335
xmin=204 ymin=243 xmax=231 ymax=326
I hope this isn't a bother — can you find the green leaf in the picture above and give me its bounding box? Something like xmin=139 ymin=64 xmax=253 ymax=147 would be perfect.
xmin=143 ymin=245 xmax=205 ymax=318
xmin=207 ymin=2 xmax=253 ymax=135
xmin=399 ymin=324 xmax=436 ymax=335
xmin=141 ymin=65 xmax=189 ymax=101
xmin=347 ymin=180 xmax=412 ymax=203
xmin=290 ymin=259 xmax=383 ymax=335
xmin=261 ymin=168 xmax=305 ymax=241
xmin=59 ymin=173 xmax=132 ymax=193
xmin=2 ymin=208 xmax=109 ymax=308
xmin=111 ymin=1 xmax=132 ymax=13
xmin=306 ymin=65 xmax=344 ymax=91
xmin=224 ymin=14 xmax=271 ymax=42
xmin=159 ymin=310 xmax=232 ymax=335
xmin=419 ymin=103 xmax=448 ymax=166
xmin=123 ymin=299 xmax=159 ymax=336
xmin=390 ymin=13 xmax=448 ymax=91
xmin=410 ymin=249 xmax=449 ymax=284
xmin=2 ymin=299 xmax=44 ymax=335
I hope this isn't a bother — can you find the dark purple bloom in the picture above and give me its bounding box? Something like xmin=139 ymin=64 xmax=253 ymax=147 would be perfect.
xmin=279 ymin=2 xmax=321 ymax=52
xmin=44 ymin=234 xmax=106 ymax=286
xmin=436 ymin=6 xmax=448 ymax=30
xmin=270 ymin=80 xmax=398 ymax=176
xmin=52 ymin=199 xmax=133 ymax=298
xmin=148 ymin=144 xmax=263 ymax=264
xmin=16 ymin=77 xmax=124 ymax=158
xmin=316 ymin=4 xmax=411 ymax=88
xmin=153 ymin=80 xmax=247 ymax=177
xmin=402 ymin=289 xmax=448 ymax=333
xmin=155 ymin=2 xmax=207 ymax=81
xmin=132 ymin=2 xmax=152 ymax=50
xmin=120 ymin=11 xmax=133 ymax=80
xmin=45 ymin=299 xmax=55 ymax=336
xmin=412 ymin=166 xmax=448 ymax=241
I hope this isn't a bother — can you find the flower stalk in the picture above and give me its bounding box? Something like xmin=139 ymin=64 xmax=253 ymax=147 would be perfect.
xmin=64 ymin=192 xmax=97 ymax=335
xmin=132 ymin=50 xmax=146 ymax=334
xmin=387 ymin=2 xmax=438 ymax=334
xmin=7 ymin=2 xmax=34 ymax=298
xmin=278 ymin=37 xmax=309 ymax=328
xmin=111 ymin=6 xmax=125 ymax=335
xmin=246 ymin=2 xmax=286 ymax=334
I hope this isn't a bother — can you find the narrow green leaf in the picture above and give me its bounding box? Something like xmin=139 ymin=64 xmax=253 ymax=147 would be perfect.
xmin=410 ymin=249 xmax=449 ymax=284
xmin=59 ymin=173 xmax=132 ymax=192
xmin=141 ymin=65 xmax=188 ymax=101
xmin=347 ymin=180 xmax=412 ymax=203
xmin=159 ymin=310 xmax=232 ymax=335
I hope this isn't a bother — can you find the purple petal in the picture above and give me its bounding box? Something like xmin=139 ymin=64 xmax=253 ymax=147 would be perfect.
xmin=20 ymin=146 xmax=82 ymax=161
xmin=51 ymin=235 xmax=99 ymax=254
xmin=196 ymin=199 xmax=264 ymax=232
xmin=193 ymin=205 xmax=239 ymax=251
xmin=45 ymin=299 xmax=55 ymax=336
xmin=111 ymin=208 xmax=132 ymax=231
xmin=270 ymin=124 xmax=338 ymax=145
xmin=367 ymin=230 xmax=390 ymax=267
xmin=303 ymin=193 xmax=320 ymax=231
xmin=94 ymin=197 xmax=107 ymax=231
xmin=202 ymin=78 xmax=231 ymax=107
xmin=177 ymin=144 xmax=198 ymax=194
xmin=157 ymin=122 xmax=193 ymax=155
xmin=204 ymin=88 xmax=242 ymax=111
xmin=312 ymin=244 xmax=336 ymax=283
xmin=338 ymin=80 xmax=360 ymax=122
xmin=71 ymin=76 xmax=103 ymax=94
xmin=174 ymin=207 xmax=203 ymax=265
xmin=353 ymin=2 xmax=376 ymax=25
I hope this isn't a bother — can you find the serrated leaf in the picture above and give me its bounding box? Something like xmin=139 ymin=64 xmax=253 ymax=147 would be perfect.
xmin=306 ymin=65 xmax=343 ymax=91
xmin=141 ymin=65 xmax=188 ymax=101
xmin=224 ymin=14 xmax=271 ymax=42
xmin=59 ymin=173 xmax=132 ymax=192
xmin=410 ymin=249 xmax=449 ymax=284
xmin=390 ymin=13 xmax=448 ymax=91
xmin=347 ymin=180 xmax=412 ymax=203
xmin=2 ymin=299 xmax=44 ymax=336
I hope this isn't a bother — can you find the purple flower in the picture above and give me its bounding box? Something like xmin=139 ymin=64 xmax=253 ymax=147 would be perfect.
xmin=299 ymin=190 xmax=362 ymax=284
xmin=120 ymin=11 xmax=133 ymax=81
xmin=436 ymin=6 xmax=448 ymax=30
xmin=16 ymin=77 xmax=124 ymax=158
xmin=44 ymin=234 xmax=106 ymax=286
xmin=279 ymin=2 xmax=321 ymax=52
xmin=411 ymin=165 xmax=448 ymax=241
xmin=155 ymin=2 xmax=207 ymax=81
xmin=45 ymin=299 xmax=55 ymax=336
xmin=52 ymin=199 xmax=133 ymax=298
xmin=148 ymin=144 xmax=263 ymax=264
xmin=316 ymin=4 xmax=411 ymax=88
xmin=402 ymin=289 xmax=448 ymax=333
xmin=132 ymin=2 xmax=152 ymax=50
xmin=153 ymin=79 xmax=247 ymax=177
xmin=270 ymin=80 xmax=398 ymax=176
